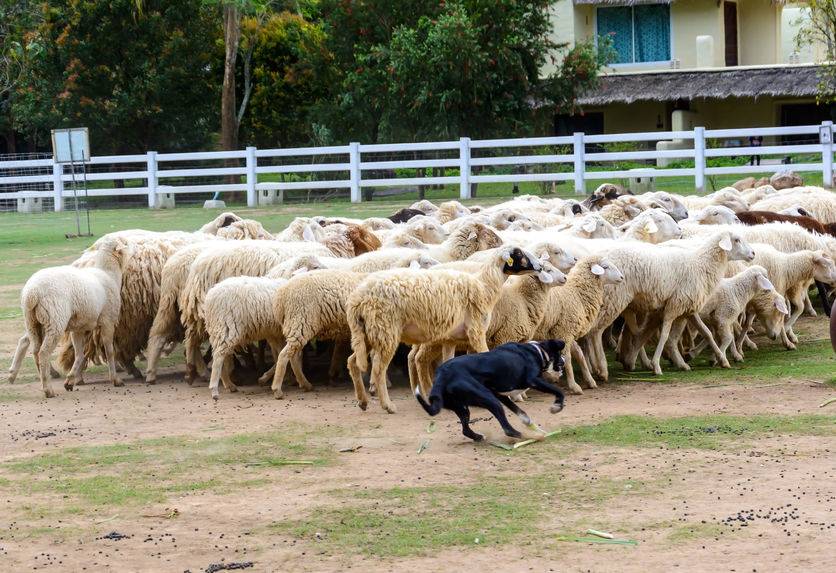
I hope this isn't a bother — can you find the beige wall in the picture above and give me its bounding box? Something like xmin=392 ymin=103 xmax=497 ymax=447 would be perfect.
xmin=738 ymin=0 xmax=781 ymax=66
xmin=671 ymin=0 xmax=725 ymax=69
xmin=592 ymin=97 xmax=821 ymax=134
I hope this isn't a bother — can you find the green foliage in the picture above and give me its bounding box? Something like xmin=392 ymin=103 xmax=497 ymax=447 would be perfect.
xmin=12 ymin=0 xmax=220 ymax=153
xmin=238 ymin=11 xmax=334 ymax=147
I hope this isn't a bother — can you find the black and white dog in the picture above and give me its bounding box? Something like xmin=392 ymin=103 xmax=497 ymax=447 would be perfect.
xmin=415 ymin=340 xmax=566 ymax=442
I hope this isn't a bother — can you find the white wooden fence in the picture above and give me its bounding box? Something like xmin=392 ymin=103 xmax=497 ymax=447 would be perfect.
xmin=1 ymin=121 xmax=833 ymax=211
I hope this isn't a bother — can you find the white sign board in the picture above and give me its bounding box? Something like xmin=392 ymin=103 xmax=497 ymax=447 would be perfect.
xmin=51 ymin=128 xmax=90 ymax=163
xmin=820 ymin=125 xmax=833 ymax=145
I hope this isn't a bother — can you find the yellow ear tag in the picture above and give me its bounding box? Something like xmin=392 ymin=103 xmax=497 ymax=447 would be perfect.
xmin=506 ymin=257 xmax=514 ymax=265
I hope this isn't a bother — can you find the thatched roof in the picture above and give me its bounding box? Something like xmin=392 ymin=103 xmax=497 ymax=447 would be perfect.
xmin=578 ymin=65 xmax=822 ymax=106
xmin=573 ymin=0 xmax=785 ymax=4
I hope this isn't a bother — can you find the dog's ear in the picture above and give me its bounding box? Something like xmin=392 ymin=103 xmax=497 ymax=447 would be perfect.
xmin=545 ymin=339 xmax=565 ymax=355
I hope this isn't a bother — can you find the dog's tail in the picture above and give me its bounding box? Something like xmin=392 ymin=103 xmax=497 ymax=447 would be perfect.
xmin=414 ymin=386 xmax=442 ymax=416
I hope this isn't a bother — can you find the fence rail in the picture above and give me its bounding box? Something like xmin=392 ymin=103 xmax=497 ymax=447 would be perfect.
xmin=1 ymin=121 xmax=833 ymax=211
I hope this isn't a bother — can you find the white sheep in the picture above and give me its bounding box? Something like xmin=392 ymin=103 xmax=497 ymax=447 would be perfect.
xmin=8 ymin=237 xmax=132 ymax=397
xmin=346 ymin=246 xmax=543 ymax=413
xmin=533 ymin=256 xmax=624 ymax=394
xmin=751 ymin=189 xmax=836 ymax=223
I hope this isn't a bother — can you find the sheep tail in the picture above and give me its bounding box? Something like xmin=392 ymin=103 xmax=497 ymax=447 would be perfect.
xmin=414 ymin=385 xmax=442 ymax=416
xmin=347 ymin=306 xmax=369 ymax=373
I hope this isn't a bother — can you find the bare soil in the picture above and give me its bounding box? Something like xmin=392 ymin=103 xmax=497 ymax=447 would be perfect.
xmin=0 ymin=319 xmax=834 ymax=572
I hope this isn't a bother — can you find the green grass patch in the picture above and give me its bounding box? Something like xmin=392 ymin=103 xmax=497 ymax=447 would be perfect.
xmin=3 ymin=428 xmax=332 ymax=511
xmin=272 ymin=474 xmax=643 ymax=557
xmin=667 ymin=522 xmax=727 ymax=542
xmin=609 ymin=338 xmax=835 ymax=385
xmin=553 ymin=414 xmax=835 ymax=450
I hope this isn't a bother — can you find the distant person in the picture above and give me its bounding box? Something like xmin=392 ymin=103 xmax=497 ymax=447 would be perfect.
xmin=749 ymin=135 xmax=763 ymax=166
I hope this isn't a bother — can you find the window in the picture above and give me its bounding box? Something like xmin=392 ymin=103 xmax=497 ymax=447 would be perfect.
xmin=597 ymin=4 xmax=671 ymax=64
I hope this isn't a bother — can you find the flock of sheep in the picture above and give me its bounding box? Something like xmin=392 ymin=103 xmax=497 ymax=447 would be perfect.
xmin=7 ymin=177 xmax=836 ymax=417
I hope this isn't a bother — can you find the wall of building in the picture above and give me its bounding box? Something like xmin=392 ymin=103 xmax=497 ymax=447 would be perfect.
xmin=671 ymin=0 xmax=725 ymax=69
xmin=738 ymin=0 xmax=781 ymax=66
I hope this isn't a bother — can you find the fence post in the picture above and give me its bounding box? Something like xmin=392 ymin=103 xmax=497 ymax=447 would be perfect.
xmin=52 ymin=160 xmax=64 ymax=212
xmin=573 ymin=132 xmax=585 ymax=195
xmin=459 ymin=137 xmax=471 ymax=200
xmin=822 ymin=121 xmax=833 ymax=190
xmin=694 ymin=126 xmax=706 ymax=193
xmin=349 ymin=142 xmax=361 ymax=203
xmin=246 ymin=146 xmax=257 ymax=207
xmin=146 ymin=151 xmax=158 ymax=208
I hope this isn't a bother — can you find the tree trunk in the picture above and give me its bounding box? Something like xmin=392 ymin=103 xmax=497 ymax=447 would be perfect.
xmin=221 ymin=4 xmax=241 ymax=151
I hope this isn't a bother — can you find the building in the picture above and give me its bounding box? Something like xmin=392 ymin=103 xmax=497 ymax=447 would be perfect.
xmin=548 ymin=0 xmax=834 ymax=135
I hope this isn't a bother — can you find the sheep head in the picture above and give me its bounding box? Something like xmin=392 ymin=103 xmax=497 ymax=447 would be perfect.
xmin=694 ymin=205 xmax=740 ymax=226
xmin=715 ymin=231 xmax=754 ymax=262
xmin=530 ymin=241 xmax=577 ymax=272
xmin=589 ymin=257 xmax=624 ymax=285
xmin=498 ymin=246 xmax=542 ymax=275
xmin=535 ymin=260 xmax=567 ymax=286
xmin=811 ymin=252 xmax=836 ymax=285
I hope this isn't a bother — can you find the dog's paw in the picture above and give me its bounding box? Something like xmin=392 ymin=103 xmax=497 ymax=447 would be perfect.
xmin=550 ymin=403 xmax=564 ymax=414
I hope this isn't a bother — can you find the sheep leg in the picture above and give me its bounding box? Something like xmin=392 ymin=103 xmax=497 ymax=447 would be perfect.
xmin=370 ymin=346 xmax=398 ymax=414
xmin=718 ymin=322 xmax=741 ymax=363
xmin=8 ymin=334 xmax=30 ymax=384
xmin=347 ymin=352 xmax=370 ymax=411
xmin=559 ymin=344 xmax=584 ymax=395
xmin=100 ymin=324 xmax=123 ymax=388
xmin=802 ymin=291 xmax=816 ymax=317
xmin=407 ymin=346 xmax=420 ymax=393
xmin=271 ymin=339 xmax=312 ymax=399
xmin=64 ymin=331 xmax=89 ymax=391
xmin=36 ymin=331 xmax=59 ymax=399
xmin=257 ymin=337 xmax=286 ymax=385
xmin=786 ymin=291 xmax=805 ymax=343
xmin=735 ymin=313 xmax=756 ymax=355
xmin=588 ymin=328 xmax=610 ymax=382
xmin=571 ymin=341 xmax=597 ymax=389
xmin=651 ymin=315 xmax=674 ymax=376
xmin=220 ymin=355 xmax=238 ymax=393
xmin=690 ymin=314 xmax=729 ymax=368
xmin=664 ymin=318 xmax=690 ymax=370
xmin=208 ymin=351 xmax=227 ymax=400
xmin=183 ymin=329 xmax=200 ymax=385
xmin=328 ymin=340 xmax=348 ymax=385
xmin=144 ymin=333 xmax=167 ymax=384
xmin=779 ymin=326 xmax=796 ymax=350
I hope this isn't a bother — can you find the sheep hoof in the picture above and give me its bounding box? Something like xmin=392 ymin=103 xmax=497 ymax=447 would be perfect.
xmin=272 ymin=390 xmax=284 ymax=400
xmin=568 ymin=384 xmax=584 ymax=395
xmin=383 ymin=403 xmax=397 ymax=414
xmin=63 ymin=380 xmax=74 ymax=391
xmin=256 ymin=375 xmax=271 ymax=386
xmin=300 ymin=383 xmax=314 ymax=392
xmin=44 ymin=388 xmax=56 ymax=399
xmin=113 ymin=379 xmax=124 ymax=387
xmin=585 ymin=380 xmax=598 ymax=389
xmin=212 ymin=393 xmax=219 ymax=402
xmin=357 ymin=400 xmax=368 ymax=411
xmin=227 ymin=385 xmax=238 ymax=393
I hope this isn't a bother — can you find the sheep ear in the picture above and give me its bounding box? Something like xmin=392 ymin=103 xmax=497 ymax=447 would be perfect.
xmin=302 ymin=226 xmax=316 ymax=242
xmin=718 ymin=235 xmax=732 ymax=252
xmin=467 ymin=231 xmax=477 ymax=241
xmin=409 ymin=259 xmax=420 ymax=270
xmin=291 ymin=266 xmax=308 ymax=277
xmin=537 ymin=270 xmax=554 ymax=284
xmin=774 ymin=298 xmax=789 ymax=315
xmin=644 ymin=219 xmax=659 ymax=234
xmin=756 ymin=274 xmax=774 ymax=291
xmin=582 ymin=220 xmax=596 ymax=233
xmin=538 ymin=252 xmax=550 ymax=263
xmin=591 ymin=264 xmax=605 ymax=276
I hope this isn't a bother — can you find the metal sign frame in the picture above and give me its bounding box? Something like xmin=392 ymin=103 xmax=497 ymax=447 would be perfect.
xmin=50 ymin=127 xmax=92 ymax=237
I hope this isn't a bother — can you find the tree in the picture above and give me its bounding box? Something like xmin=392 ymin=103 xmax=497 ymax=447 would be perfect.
xmin=0 ymin=0 xmax=42 ymax=152
xmin=316 ymin=0 xmax=606 ymax=143
xmin=13 ymin=0 xmax=220 ymax=154
xmin=237 ymin=11 xmax=334 ymax=148
xmin=795 ymin=0 xmax=836 ymax=106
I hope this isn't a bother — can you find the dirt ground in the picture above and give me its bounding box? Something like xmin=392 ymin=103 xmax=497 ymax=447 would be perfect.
xmin=0 ymin=318 xmax=834 ymax=572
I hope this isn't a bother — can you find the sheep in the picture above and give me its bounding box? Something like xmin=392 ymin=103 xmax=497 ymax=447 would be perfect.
xmin=533 ymin=256 xmax=625 ymax=394
xmin=619 ymin=208 xmax=682 ymax=244
xmin=346 ymin=246 xmax=543 ymax=413
xmin=216 ymin=219 xmax=274 ymax=240
xmin=379 ymin=217 xmax=447 ymax=248
xmin=424 ymin=222 xmax=502 ymax=262
xmin=736 ymin=211 xmax=829 ymax=235
xmin=198 ymin=212 xmax=243 ymax=235
xmin=318 ymin=222 xmax=382 ymax=258
xmin=686 ymin=266 xmax=777 ymax=364
xmin=275 ymin=217 xmax=324 ymax=242
xmin=677 ymin=188 xmax=748 ymax=214
xmin=507 ymin=219 xmax=545 ymax=232
xmin=469 ymin=240 xmax=577 ymax=273
xmin=179 ymin=240 xmax=332 ymax=384
xmin=264 ymin=270 xmax=374 ymax=400
xmin=641 ymin=191 xmax=689 ymax=221
xmin=736 ymin=245 xmax=836 ymax=342
xmin=360 ymin=217 xmax=396 ymax=231
xmin=687 ymin=205 xmax=741 ymax=226
xmin=144 ymin=241 xmax=220 ymax=384
xmin=581 ymin=183 xmax=625 ymax=210
xmin=410 ymin=199 xmax=439 ymax=215
xmin=55 ymin=230 xmax=206 ymax=379
xmin=561 ymin=212 xmax=618 ymax=239
xmin=389 ymin=208 xmax=425 ymax=223
xmin=599 ymin=195 xmax=647 ymax=226
xmin=204 ymin=275 xmax=289 ymax=399
xmin=751 ymin=190 xmax=836 ymax=223
xmin=8 ymin=237 xmax=132 ymax=397
xmin=617 ymin=232 xmax=756 ymax=375
xmin=435 ymin=200 xmax=470 ymax=224
xmin=778 ymin=205 xmax=812 ymax=217
xmin=409 ymin=262 xmax=567 ymax=394
xmin=741 ymin=184 xmax=777 ymax=206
